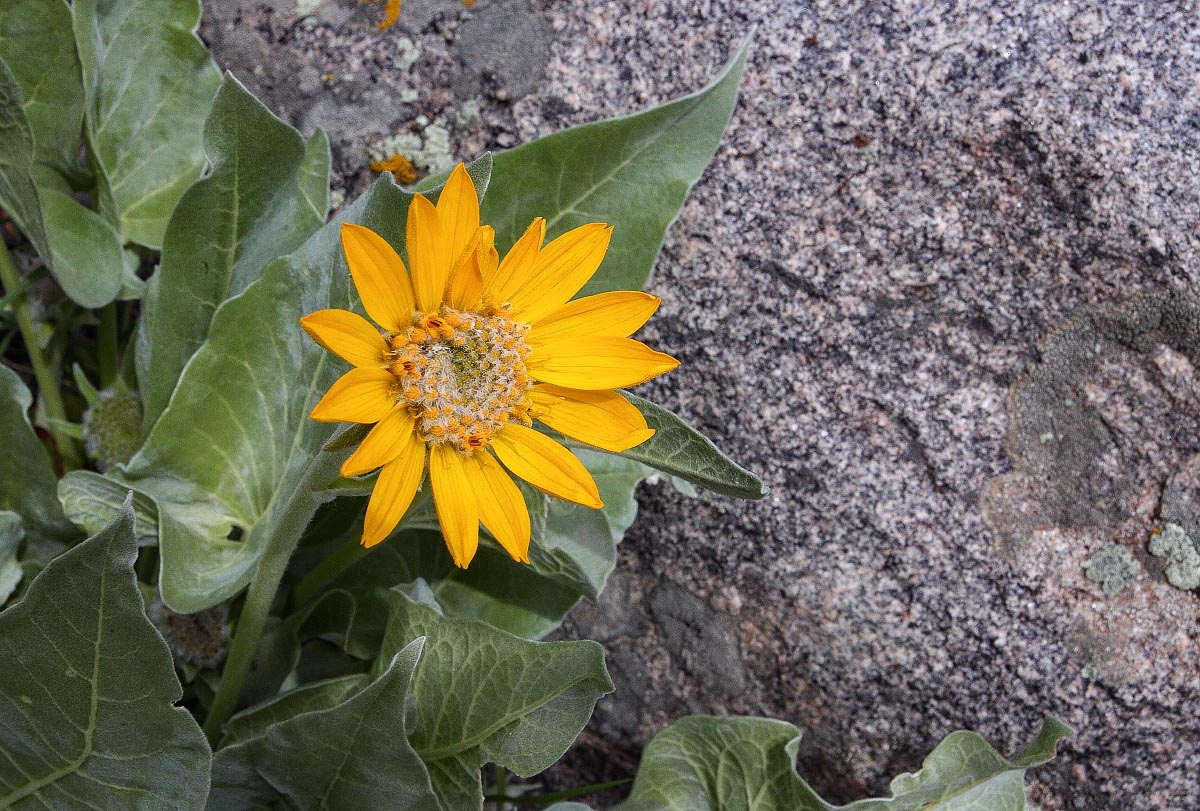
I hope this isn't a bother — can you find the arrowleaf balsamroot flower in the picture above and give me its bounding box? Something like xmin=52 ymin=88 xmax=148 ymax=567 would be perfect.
xmin=302 ymin=163 xmax=678 ymax=567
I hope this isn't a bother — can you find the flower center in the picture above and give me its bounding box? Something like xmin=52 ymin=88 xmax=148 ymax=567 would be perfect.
xmin=387 ymin=306 xmax=532 ymax=451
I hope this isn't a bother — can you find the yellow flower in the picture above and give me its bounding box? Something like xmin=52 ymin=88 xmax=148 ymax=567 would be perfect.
xmin=302 ymin=163 xmax=678 ymax=567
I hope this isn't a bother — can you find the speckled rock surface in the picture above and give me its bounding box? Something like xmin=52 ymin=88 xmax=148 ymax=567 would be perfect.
xmin=200 ymin=1 xmax=1200 ymax=808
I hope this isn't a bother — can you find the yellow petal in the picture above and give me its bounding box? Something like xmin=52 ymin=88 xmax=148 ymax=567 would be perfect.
xmin=362 ymin=434 xmax=426 ymax=547
xmin=526 ymin=336 xmax=679 ymax=390
xmin=529 ymin=291 xmax=661 ymax=343
xmin=490 ymin=424 xmax=602 ymax=508
xmin=429 ymin=445 xmax=479 ymax=568
xmin=463 ymin=451 xmax=530 ymax=563
xmin=407 ymin=194 xmax=449 ymax=312
xmin=310 ymin=367 xmax=396 ymax=423
xmin=486 ymin=217 xmax=544 ymax=303
xmin=300 ymin=309 xmax=389 ymax=368
xmin=435 ymin=163 xmax=480 ymax=271
xmin=340 ymin=223 xmax=415 ymax=332
xmin=341 ymin=405 xmax=416 ymax=477
xmin=446 ymin=226 xmax=489 ymax=310
xmin=508 ymin=223 xmax=612 ymax=323
xmin=529 ymin=384 xmax=655 ymax=452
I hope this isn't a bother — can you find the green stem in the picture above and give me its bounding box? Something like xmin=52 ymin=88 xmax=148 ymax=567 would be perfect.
xmin=493 ymin=764 xmax=508 ymax=811
xmin=201 ymin=504 xmax=313 ymax=744
xmin=291 ymin=534 xmax=372 ymax=608
xmin=0 ymin=239 xmax=82 ymax=470
xmin=97 ymin=303 xmax=118 ymax=389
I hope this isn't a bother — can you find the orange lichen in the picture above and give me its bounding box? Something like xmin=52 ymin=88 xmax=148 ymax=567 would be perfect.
xmin=369 ymin=152 xmax=418 ymax=185
xmin=357 ymin=0 xmax=401 ymax=30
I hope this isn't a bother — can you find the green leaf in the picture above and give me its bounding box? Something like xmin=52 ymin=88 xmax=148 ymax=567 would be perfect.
xmin=0 ymin=498 xmax=210 ymax=810
xmin=72 ymin=0 xmax=221 ymax=248
xmin=0 ymin=0 xmax=85 ymax=175
xmin=349 ymin=528 xmax=584 ymax=641
xmin=139 ymin=74 xmax=331 ymax=429
xmin=0 ymin=511 xmax=23 ymax=605
xmin=529 ymin=448 xmax=647 ymax=601
xmin=57 ymin=470 xmax=158 ymax=546
xmin=219 ymin=673 xmax=367 ymax=748
xmin=298 ymin=129 xmax=331 ymax=221
xmin=0 ymin=59 xmax=123 ymax=306
xmin=618 ymin=393 xmax=764 ymax=499
xmin=209 ymin=639 xmax=439 ymax=811
xmin=614 ymin=716 xmax=1071 ymax=811
xmin=0 ymin=57 xmax=45 ymax=250
xmin=238 ymin=587 xmax=372 ymax=710
xmin=39 ymin=185 xmax=126 ymax=305
xmin=380 ymin=589 xmax=613 ymax=811
xmin=0 ymin=366 xmax=76 ymax=542
xmin=482 ymin=36 xmax=749 ymax=294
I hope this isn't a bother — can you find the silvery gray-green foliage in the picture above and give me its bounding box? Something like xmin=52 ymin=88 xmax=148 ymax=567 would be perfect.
xmin=608 ymin=715 xmax=1070 ymax=811
xmin=209 ymin=641 xmax=438 ymax=811
xmin=380 ymin=588 xmax=613 ymax=810
xmin=0 ymin=0 xmax=223 ymax=307
xmin=138 ymin=74 xmax=330 ymax=429
xmin=0 ymin=366 xmax=76 ymax=546
xmin=0 ymin=500 xmax=210 ymax=810
xmin=72 ymin=0 xmax=221 ymax=249
xmin=0 ymin=510 xmax=23 ymax=604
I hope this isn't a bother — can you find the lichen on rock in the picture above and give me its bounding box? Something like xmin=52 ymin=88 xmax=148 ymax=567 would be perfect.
xmin=1082 ymin=542 xmax=1141 ymax=595
xmin=1148 ymin=523 xmax=1200 ymax=591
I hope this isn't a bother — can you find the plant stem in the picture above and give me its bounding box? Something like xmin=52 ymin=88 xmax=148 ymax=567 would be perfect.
xmin=201 ymin=506 xmax=312 ymax=744
xmin=97 ymin=303 xmax=118 ymax=389
xmin=0 ymin=239 xmax=82 ymax=469
xmin=493 ymin=764 xmax=508 ymax=811
xmin=291 ymin=534 xmax=372 ymax=608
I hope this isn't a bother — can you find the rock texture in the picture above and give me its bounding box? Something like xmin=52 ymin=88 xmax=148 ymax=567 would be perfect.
xmin=200 ymin=1 xmax=1200 ymax=808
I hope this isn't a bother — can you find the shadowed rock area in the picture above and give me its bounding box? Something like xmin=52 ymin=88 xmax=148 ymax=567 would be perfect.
xmin=200 ymin=1 xmax=1200 ymax=807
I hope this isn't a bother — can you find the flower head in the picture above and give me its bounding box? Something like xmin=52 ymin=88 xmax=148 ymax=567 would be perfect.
xmin=302 ymin=163 xmax=678 ymax=567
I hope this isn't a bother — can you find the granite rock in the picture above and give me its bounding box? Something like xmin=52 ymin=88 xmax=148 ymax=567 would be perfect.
xmin=199 ymin=1 xmax=1200 ymax=808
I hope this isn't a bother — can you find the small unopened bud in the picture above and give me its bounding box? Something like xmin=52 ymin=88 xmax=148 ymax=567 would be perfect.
xmin=148 ymin=597 xmax=231 ymax=670
xmin=82 ymin=390 xmax=142 ymax=471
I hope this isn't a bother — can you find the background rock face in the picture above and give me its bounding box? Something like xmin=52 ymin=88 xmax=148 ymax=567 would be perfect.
xmin=201 ymin=1 xmax=1200 ymax=807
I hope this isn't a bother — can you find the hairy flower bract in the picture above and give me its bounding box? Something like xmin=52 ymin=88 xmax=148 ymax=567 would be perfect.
xmin=302 ymin=163 xmax=678 ymax=567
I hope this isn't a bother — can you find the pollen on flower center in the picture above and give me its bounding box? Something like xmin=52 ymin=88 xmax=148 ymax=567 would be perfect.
xmin=388 ymin=306 xmax=532 ymax=450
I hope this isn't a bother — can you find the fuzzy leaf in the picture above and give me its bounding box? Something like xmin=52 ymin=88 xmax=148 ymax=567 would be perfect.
xmin=0 ymin=0 xmax=85 ymax=175
xmin=72 ymin=0 xmax=221 ymax=248
xmin=209 ymin=640 xmax=438 ymax=811
xmin=139 ymin=74 xmax=330 ymax=428
xmin=482 ymin=36 xmax=749 ymax=294
xmin=0 ymin=511 xmax=22 ymax=605
xmin=0 ymin=366 xmax=76 ymax=542
xmin=614 ymin=716 xmax=1071 ymax=811
xmin=0 ymin=59 xmax=123 ymax=306
xmin=619 ymin=393 xmax=764 ymax=499
xmin=219 ymin=674 xmax=368 ymax=748
xmin=380 ymin=589 xmax=612 ymax=811
xmin=57 ymin=470 xmax=159 ymax=546
xmin=527 ymin=448 xmax=647 ymax=601
xmin=0 ymin=499 xmax=210 ymax=810
xmin=39 ymin=185 xmax=126 ymax=306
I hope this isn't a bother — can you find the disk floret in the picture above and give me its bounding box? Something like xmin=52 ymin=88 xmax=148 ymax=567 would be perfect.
xmin=388 ymin=305 xmax=532 ymax=451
